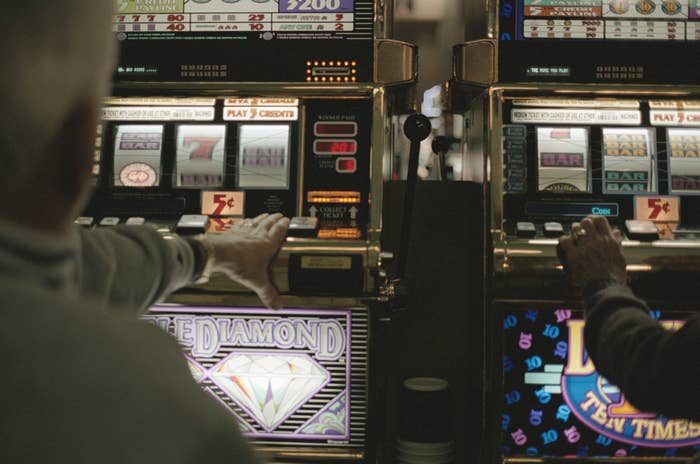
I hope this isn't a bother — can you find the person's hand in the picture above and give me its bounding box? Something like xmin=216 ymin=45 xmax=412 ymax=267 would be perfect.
xmin=557 ymin=216 xmax=627 ymax=294
xmin=206 ymin=213 xmax=289 ymax=309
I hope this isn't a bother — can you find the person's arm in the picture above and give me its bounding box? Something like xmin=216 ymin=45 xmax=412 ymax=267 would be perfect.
xmin=77 ymin=225 xmax=196 ymax=312
xmin=559 ymin=216 xmax=700 ymax=421
xmin=77 ymin=213 xmax=289 ymax=313
xmin=582 ymin=280 xmax=700 ymax=421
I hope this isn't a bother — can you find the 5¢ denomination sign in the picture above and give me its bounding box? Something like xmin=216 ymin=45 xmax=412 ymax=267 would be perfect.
xmin=634 ymin=196 xmax=680 ymax=222
xmin=201 ymin=191 xmax=245 ymax=217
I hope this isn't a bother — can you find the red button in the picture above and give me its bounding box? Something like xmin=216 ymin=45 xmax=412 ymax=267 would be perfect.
xmin=336 ymin=157 xmax=357 ymax=173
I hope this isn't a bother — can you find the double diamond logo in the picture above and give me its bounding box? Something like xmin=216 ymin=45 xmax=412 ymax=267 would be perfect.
xmin=210 ymin=351 xmax=331 ymax=432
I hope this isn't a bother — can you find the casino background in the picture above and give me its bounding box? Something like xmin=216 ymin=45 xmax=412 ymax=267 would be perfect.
xmin=78 ymin=0 xmax=700 ymax=463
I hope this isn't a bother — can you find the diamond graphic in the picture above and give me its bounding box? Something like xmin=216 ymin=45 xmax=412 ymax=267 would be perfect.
xmin=186 ymin=357 xmax=207 ymax=383
xmin=211 ymin=351 xmax=330 ymax=432
xmin=205 ymin=388 xmax=256 ymax=433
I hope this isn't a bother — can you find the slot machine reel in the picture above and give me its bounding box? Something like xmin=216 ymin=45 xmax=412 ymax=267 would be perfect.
xmin=378 ymin=113 xmax=432 ymax=313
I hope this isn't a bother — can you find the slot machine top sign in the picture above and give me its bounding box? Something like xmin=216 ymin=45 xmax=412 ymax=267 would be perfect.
xmin=497 ymin=0 xmax=700 ymax=83
xmin=113 ymin=0 xmax=375 ymax=82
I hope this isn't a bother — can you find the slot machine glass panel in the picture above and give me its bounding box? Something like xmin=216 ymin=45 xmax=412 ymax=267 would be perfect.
xmin=500 ymin=305 xmax=700 ymax=460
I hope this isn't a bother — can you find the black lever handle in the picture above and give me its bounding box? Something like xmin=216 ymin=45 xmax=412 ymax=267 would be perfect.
xmin=397 ymin=114 xmax=432 ymax=281
xmin=431 ymin=136 xmax=451 ymax=181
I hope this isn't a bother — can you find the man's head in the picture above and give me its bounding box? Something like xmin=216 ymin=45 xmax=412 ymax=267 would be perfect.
xmin=0 ymin=1 xmax=115 ymax=231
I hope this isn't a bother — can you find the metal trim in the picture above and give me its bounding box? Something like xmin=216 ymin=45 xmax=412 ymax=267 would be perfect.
xmin=453 ymin=40 xmax=497 ymax=85
xmin=374 ymin=39 xmax=418 ymax=85
xmin=111 ymin=82 xmax=378 ymax=97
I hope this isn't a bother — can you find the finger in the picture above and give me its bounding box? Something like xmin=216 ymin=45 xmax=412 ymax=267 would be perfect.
xmin=249 ymin=213 xmax=270 ymax=228
xmin=581 ymin=217 xmax=598 ymax=239
xmin=558 ymin=235 xmax=575 ymax=252
xmin=571 ymin=222 xmax=582 ymax=235
xmin=612 ymin=228 xmax=622 ymax=242
xmin=556 ymin=240 xmax=569 ymax=267
xmin=591 ymin=215 xmax=613 ymax=236
xmin=230 ymin=218 xmax=252 ymax=230
xmin=267 ymin=217 xmax=290 ymax=245
xmin=255 ymin=213 xmax=284 ymax=233
xmin=257 ymin=282 xmax=282 ymax=310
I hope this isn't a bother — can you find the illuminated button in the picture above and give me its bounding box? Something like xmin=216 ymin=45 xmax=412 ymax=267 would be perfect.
xmin=126 ymin=217 xmax=146 ymax=226
xmin=516 ymin=222 xmax=537 ymax=238
xmin=625 ymin=219 xmax=659 ymax=241
xmin=317 ymin=228 xmax=362 ymax=240
xmin=288 ymin=216 xmax=319 ymax=237
xmin=176 ymin=214 xmax=210 ymax=235
xmin=99 ymin=217 xmax=120 ymax=227
xmin=307 ymin=191 xmax=360 ymax=204
xmin=75 ymin=217 xmax=95 ymax=227
xmin=335 ymin=157 xmax=357 ymax=174
xmin=543 ymin=222 xmax=564 ymax=237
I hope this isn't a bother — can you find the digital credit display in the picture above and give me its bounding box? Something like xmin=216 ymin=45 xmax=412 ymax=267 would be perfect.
xmin=313 ymin=139 xmax=358 ymax=155
xmin=502 ymin=307 xmax=700 ymax=459
xmin=525 ymin=202 xmax=620 ymax=217
xmin=113 ymin=0 xmax=375 ymax=82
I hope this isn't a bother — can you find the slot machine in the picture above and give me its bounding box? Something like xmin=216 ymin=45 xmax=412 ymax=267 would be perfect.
xmin=449 ymin=1 xmax=700 ymax=462
xmin=84 ymin=0 xmax=417 ymax=462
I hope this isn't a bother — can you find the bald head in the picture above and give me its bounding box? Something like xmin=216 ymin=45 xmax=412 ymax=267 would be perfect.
xmin=0 ymin=1 xmax=116 ymax=193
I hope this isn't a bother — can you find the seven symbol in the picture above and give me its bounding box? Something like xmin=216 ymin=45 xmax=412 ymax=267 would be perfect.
xmin=648 ymin=198 xmax=670 ymax=220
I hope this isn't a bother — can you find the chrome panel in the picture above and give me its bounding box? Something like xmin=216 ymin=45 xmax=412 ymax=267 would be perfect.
xmin=188 ymin=239 xmax=372 ymax=295
xmin=496 ymin=238 xmax=700 ymax=299
xmin=255 ymin=446 xmax=365 ymax=461
xmin=112 ymin=82 xmax=378 ymax=97
xmin=375 ymin=39 xmax=418 ymax=85
xmin=377 ymin=0 xmax=392 ymax=39
xmin=453 ymin=40 xmax=497 ymax=86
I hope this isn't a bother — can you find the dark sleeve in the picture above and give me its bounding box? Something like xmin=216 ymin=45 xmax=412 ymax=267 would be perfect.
xmin=583 ymin=281 xmax=700 ymax=421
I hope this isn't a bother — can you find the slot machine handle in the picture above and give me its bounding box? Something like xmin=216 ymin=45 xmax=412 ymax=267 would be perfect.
xmin=431 ymin=135 xmax=452 ymax=181
xmin=397 ymin=114 xmax=432 ymax=281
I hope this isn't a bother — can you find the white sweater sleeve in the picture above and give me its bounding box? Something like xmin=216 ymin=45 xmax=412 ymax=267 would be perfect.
xmin=76 ymin=225 xmax=195 ymax=313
